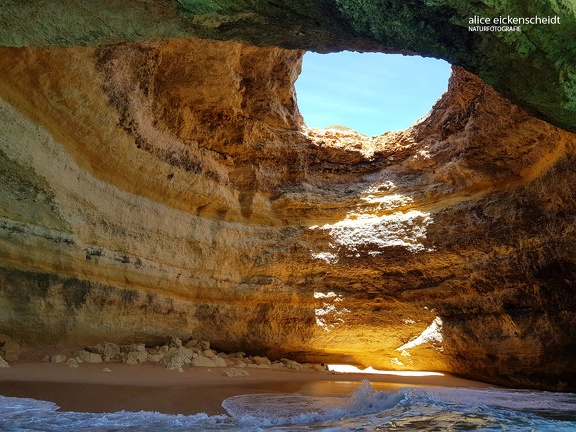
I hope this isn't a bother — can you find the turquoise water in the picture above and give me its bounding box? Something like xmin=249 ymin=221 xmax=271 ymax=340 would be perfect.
xmin=2 ymin=380 xmax=576 ymax=431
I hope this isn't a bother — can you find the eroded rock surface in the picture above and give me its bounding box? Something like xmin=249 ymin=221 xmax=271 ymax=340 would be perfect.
xmin=0 ymin=0 xmax=574 ymax=132
xmin=0 ymin=9 xmax=575 ymax=391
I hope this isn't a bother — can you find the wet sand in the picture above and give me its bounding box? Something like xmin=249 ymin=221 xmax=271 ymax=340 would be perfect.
xmin=0 ymin=361 xmax=494 ymax=415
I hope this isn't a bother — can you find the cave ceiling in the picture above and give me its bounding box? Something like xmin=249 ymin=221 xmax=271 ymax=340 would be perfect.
xmin=0 ymin=1 xmax=576 ymax=391
xmin=1 ymin=0 xmax=575 ymax=133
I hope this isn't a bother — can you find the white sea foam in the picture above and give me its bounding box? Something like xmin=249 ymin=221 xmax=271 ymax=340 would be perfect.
xmin=1 ymin=382 xmax=576 ymax=431
xmin=222 ymin=380 xmax=405 ymax=426
xmin=429 ymin=387 xmax=576 ymax=411
xmin=0 ymin=395 xmax=232 ymax=432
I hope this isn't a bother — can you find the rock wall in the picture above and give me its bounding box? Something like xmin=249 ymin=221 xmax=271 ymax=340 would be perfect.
xmin=1 ymin=0 xmax=575 ymax=133
xmin=1 ymin=35 xmax=575 ymax=390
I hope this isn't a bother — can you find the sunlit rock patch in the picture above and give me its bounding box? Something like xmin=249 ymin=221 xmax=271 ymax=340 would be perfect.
xmin=0 ymin=27 xmax=575 ymax=391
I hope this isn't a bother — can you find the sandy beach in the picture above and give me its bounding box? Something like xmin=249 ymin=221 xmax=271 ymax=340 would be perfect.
xmin=0 ymin=360 xmax=494 ymax=415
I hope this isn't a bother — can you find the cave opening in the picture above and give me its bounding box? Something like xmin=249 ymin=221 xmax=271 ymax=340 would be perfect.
xmin=295 ymin=51 xmax=451 ymax=136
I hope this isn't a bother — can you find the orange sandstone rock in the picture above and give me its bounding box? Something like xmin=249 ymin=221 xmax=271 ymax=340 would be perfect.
xmin=0 ymin=39 xmax=575 ymax=390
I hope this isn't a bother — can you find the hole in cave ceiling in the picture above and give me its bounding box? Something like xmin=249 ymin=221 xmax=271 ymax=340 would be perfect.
xmin=295 ymin=51 xmax=451 ymax=137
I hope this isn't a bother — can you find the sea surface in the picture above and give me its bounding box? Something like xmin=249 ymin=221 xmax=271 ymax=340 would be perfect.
xmin=1 ymin=380 xmax=576 ymax=431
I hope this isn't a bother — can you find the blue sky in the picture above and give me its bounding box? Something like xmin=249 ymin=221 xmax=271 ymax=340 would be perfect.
xmin=295 ymin=51 xmax=451 ymax=136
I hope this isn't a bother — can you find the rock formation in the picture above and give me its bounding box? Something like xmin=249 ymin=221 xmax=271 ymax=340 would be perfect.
xmin=33 ymin=336 xmax=322 ymax=374
xmin=0 ymin=1 xmax=574 ymax=132
xmin=0 ymin=1 xmax=575 ymax=391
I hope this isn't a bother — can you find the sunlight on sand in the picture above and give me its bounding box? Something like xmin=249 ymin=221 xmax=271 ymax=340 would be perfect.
xmin=328 ymin=364 xmax=444 ymax=377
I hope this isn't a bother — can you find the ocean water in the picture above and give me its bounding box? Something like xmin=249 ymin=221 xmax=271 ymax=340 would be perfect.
xmin=1 ymin=380 xmax=576 ymax=431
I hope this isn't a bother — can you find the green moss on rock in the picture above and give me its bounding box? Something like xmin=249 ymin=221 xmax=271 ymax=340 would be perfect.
xmin=0 ymin=0 xmax=574 ymax=132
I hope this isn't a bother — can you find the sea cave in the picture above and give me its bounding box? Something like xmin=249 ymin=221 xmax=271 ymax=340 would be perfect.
xmin=0 ymin=0 xmax=575 ymax=395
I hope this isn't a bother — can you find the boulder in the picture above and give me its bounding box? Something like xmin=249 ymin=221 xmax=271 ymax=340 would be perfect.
xmin=198 ymin=340 xmax=210 ymax=350
xmin=148 ymin=352 xmax=165 ymax=363
xmin=0 ymin=355 xmax=9 ymax=368
xmin=252 ymin=356 xmax=271 ymax=366
xmin=222 ymin=368 xmax=250 ymax=377
xmin=123 ymin=351 xmax=148 ymax=365
xmin=50 ymin=354 xmax=67 ymax=363
xmin=226 ymin=358 xmax=247 ymax=367
xmin=66 ymin=358 xmax=79 ymax=368
xmin=0 ymin=340 xmax=20 ymax=362
xmin=160 ymin=347 xmax=194 ymax=370
xmin=103 ymin=343 xmax=121 ymax=360
xmin=309 ymin=364 xmax=329 ymax=372
xmin=166 ymin=336 xmax=182 ymax=348
xmin=87 ymin=342 xmax=121 ymax=361
xmin=184 ymin=339 xmax=198 ymax=348
xmin=281 ymin=358 xmax=303 ymax=370
xmin=212 ymin=356 xmax=227 ymax=367
xmin=120 ymin=343 xmax=146 ymax=353
xmin=0 ymin=334 xmax=11 ymax=345
xmin=76 ymin=350 xmax=103 ymax=363
xmin=86 ymin=343 xmax=104 ymax=354
xmin=190 ymin=355 xmax=216 ymax=368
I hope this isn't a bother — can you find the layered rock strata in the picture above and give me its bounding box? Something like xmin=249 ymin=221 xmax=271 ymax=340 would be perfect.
xmin=1 ymin=36 xmax=575 ymax=390
xmin=0 ymin=0 xmax=574 ymax=133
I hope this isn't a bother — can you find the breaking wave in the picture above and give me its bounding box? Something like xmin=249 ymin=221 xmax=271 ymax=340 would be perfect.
xmin=2 ymin=380 xmax=576 ymax=431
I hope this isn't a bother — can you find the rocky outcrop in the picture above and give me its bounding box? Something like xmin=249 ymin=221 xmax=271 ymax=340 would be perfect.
xmin=0 ymin=1 xmax=574 ymax=133
xmin=0 ymin=335 xmax=20 ymax=362
xmin=0 ymin=3 xmax=575 ymax=391
xmin=34 ymin=337 xmax=324 ymax=374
